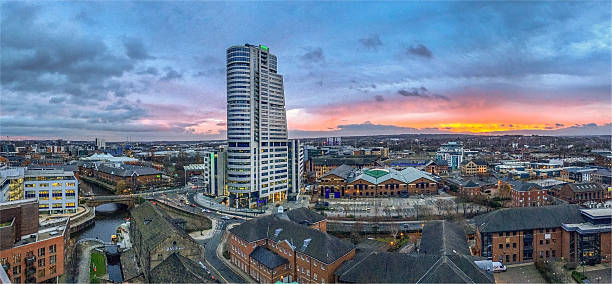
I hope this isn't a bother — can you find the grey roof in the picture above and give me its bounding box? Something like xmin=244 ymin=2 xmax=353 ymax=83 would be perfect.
xmin=285 ymin=207 xmax=325 ymax=225
xmin=229 ymin=214 xmax=354 ymax=264
xmin=96 ymin=164 xmax=161 ymax=177
xmin=335 ymin=251 xmax=494 ymax=283
xmin=515 ymin=182 xmax=542 ymax=192
xmin=463 ymin=180 xmax=480 ymax=188
xmin=566 ymin=183 xmax=603 ymax=193
xmin=348 ymin=167 xmax=437 ymax=185
xmin=249 ymin=246 xmax=289 ymax=269
xmin=321 ymin=164 xmax=354 ymax=179
xmin=473 ymin=204 xmax=585 ymax=233
xmin=130 ymin=202 xmax=193 ymax=252
xmin=420 ymin=221 xmax=471 ymax=256
xmin=149 ymin=253 xmax=213 ymax=283
xmin=312 ymin=155 xmax=379 ymax=166
xmin=461 ymin=159 xmax=488 ymax=166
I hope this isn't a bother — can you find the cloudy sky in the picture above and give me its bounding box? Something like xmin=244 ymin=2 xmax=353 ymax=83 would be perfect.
xmin=1 ymin=1 xmax=610 ymax=141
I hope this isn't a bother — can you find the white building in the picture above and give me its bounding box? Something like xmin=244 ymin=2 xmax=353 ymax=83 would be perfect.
xmin=184 ymin=148 xmax=227 ymax=196
xmin=288 ymin=139 xmax=304 ymax=195
xmin=226 ymin=44 xmax=289 ymax=208
xmin=23 ymin=169 xmax=78 ymax=214
xmin=0 ymin=167 xmax=25 ymax=202
xmin=436 ymin=142 xmax=464 ymax=170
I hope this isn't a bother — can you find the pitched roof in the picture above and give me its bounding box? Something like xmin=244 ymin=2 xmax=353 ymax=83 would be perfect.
xmin=566 ymin=183 xmax=603 ymax=193
xmin=420 ymin=221 xmax=471 ymax=256
xmin=321 ymin=164 xmax=354 ymax=179
xmin=312 ymin=155 xmax=379 ymax=166
xmin=514 ymin=182 xmax=543 ymax=192
xmin=249 ymin=246 xmax=289 ymax=269
xmin=96 ymin=164 xmax=161 ymax=177
xmin=285 ymin=207 xmax=325 ymax=225
xmin=129 ymin=202 xmax=193 ymax=252
xmin=149 ymin=253 xmax=213 ymax=283
xmin=473 ymin=204 xmax=585 ymax=233
xmin=229 ymin=214 xmax=354 ymax=264
xmin=334 ymin=252 xmax=494 ymax=283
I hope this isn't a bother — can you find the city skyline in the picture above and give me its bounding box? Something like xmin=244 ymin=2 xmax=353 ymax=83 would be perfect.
xmin=1 ymin=1 xmax=611 ymax=141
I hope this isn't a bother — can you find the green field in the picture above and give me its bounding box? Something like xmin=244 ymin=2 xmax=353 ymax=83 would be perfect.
xmin=89 ymin=251 xmax=107 ymax=283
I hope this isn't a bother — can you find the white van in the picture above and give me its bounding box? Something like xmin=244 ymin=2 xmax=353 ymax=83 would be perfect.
xmin=492 ymin=262 xmax=507 ymax=272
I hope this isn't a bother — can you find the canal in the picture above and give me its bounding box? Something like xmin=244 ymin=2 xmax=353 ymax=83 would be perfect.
xmin=73 ymin=180 xmax=128 ymax=282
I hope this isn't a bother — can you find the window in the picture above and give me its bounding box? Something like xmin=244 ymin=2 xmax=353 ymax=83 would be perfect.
xmin=50 ymin=255 xmax=56 ymax=264
xmin=506 ymin=243 xmax=510 ymax=248
xmin=38 ymin=258 xmax=45 ymax=267
xmin=505 ymin=255 xmax=510 ymax=263
xmin=539 ymin=240 xmax=543 ymax=245
xmin=546 ymin=239 xmax=550 ymax=245
xmin=513 ymin=243 xmax=517 ymax=248
xmin=499 ymin=244 xmax=503 ymax=249
xmin=49 ymin=265 xmax=56 ymax=275
xmin=546 ymin=251 xmax=549 ymax=258
xmin=38 ymin=247 xmax=45 ymax=257
xmin=12 ymin=265 xmax=21 ymax=275
xmin=513 ymin=254 xmax=517 ymax=262
xmin=552 ymin=250 xmax=556 ymax=257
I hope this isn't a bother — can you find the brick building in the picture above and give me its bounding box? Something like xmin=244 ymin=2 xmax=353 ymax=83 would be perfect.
xmin=424 ymin=159 xmax=449 ymax=176
xmin=129 ymin=202 xmax=204 ymax=282
xmin=306 ymin=156 xmax=379 ymax=180
xmin=472 ymin=204 xmax=611 ymax=265
xmin=0 ymin=199 xmax=69 ymax=283
xmin=558 ymin=183 xmax=611 ymax=205
xmin=511 ymin=183 xmax=547 ymax=207
xmin=228 ymin=209 xmax=354 ymax=283
xmin=316 ymin=166 xmax=439 ymax=199
xmin=460 ymin=160 xmax=488 ymax=176
xmin=80 ymin=163 xmax=162 ymax=189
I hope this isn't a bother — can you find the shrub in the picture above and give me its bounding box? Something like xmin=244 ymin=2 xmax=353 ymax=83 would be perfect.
xmin=222 ymin=250 xmax=230 ymax=260
xmin=572 ymin=271 xmax=587 ymax=283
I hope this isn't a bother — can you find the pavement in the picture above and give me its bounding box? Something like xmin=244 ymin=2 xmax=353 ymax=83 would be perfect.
xmin=584 ymin=268 xmax=612 ymax=284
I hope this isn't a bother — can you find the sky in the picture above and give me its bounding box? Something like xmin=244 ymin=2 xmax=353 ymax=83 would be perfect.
xmin=1 ymin=1 xmax=611 ymax=141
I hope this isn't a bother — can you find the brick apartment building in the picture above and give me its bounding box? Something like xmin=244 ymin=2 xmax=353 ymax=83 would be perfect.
xmin=228 ymin=209 xmax=354 ymax=283
xmin=306 ymin=156 xmax=379 ymax=180
xmin=473 ymin=205 xmax=611 ymax=265
xmin=316 ymin=166 xmax=439 ymax=199
xmin=558 ymin=183 xmax=611 ymax=205
xmin=80 ymin=163 xmax=162 ymax=189
xmin=0 ymin=199 xmax=70 ymax=283
xmin=511 ymin=183 xmax=547 ymax=207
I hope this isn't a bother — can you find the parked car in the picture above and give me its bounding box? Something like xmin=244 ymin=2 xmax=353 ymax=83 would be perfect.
xmin=492 ymin=262 xmax=507 ymax=272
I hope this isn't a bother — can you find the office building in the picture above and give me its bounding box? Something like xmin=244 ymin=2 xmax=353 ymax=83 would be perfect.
xmin=0 ymin=199 xmax=70 ymax=283
xmin=226 ymin=44 xmax=289 ymax=208
xmin=23 ymin=169 xmax=79 ymax=214
xmin=436 ymin=142 xmax=464 ymax=170
xmin=0 ymin=167 xmax=25 ymax=202
xmin=184 ymin=148 xmax=227 ymax=196
xmin=287 ymin=139 xmax=304 ymax=195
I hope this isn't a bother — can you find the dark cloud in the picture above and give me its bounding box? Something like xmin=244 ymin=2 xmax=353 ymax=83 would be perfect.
xmin=301 ymin=47 xmax=324 ymax=63
xmin=555 ymin=123 xmax=565 ymax=127
xmin=483 ymin=123 xmax=612 ymax=136
xmin=289 ymin=121 xmax=449 ymax=138
xmin=160 ymin=67 xmax=182 ymax=81
xmin=397 ymin=87 xmax=449 ymax=100
xmin=216 ymin=122 xmax=226 ymax=126
xmin=123 ymin=37 xmax=153 ymax=60
xmin=138 ymin=67 xmax=158 ymax=76
xmin=359 ymin=34 xmax=383 ymax=50
xmin=49 ymin=97 xmax=66 ymax=104
xmin=374 ymin=95 xmax=384 ymax=102
xmin=406 ymin=43 xmax=432 ymax=58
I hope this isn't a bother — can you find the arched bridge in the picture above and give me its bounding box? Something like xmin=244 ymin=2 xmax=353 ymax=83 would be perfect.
xmin=82 ymin=195 xmax=139 ymax=207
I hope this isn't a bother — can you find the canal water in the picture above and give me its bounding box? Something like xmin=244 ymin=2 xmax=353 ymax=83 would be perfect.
xmin=74 ymin=180 xmax=128 ymax=282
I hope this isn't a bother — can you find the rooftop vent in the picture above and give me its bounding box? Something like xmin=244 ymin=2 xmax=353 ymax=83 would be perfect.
xmin=274 ymin=228 xmax=283 ymax=238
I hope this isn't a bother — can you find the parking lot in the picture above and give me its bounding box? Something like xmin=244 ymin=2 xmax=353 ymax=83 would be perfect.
xmin=494 ymin=264 xmax=546 ymax=284
xmin=322 ymin=195 xmax=488 ymax=218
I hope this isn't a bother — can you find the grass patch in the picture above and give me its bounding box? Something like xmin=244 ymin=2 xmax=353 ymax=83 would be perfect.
xmin=90 ymin=251 xmax=107 ymax=283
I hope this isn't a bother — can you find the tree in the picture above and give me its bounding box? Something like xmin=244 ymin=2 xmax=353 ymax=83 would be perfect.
xmin=115 ymin=180 xmax=128 ymax=195
xmin=498 ymin=182 xmax=512 ymax=199
xmin=390 ymin=223 xmax=400 ymax=240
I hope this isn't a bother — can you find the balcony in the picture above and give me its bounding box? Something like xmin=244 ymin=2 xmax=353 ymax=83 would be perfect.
xmin=25 ymin=255 xmax=36 ymax=263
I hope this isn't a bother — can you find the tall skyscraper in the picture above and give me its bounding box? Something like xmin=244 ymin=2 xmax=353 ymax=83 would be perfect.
xmin=226 ymin=44 xmax=288 ymax=208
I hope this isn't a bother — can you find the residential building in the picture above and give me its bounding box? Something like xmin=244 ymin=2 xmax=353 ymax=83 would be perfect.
xmin=558 ymin=183 xmax=611 ymax=205
xmin=511 ymin=183 xmax=547 ymax=207
xmin=288 ymin=139 xmax=304 ymax=195
xmin=335 ymin=221 xmax=494 ymax=283
xmin=592 ymin=169 xmax=612 ymax=186
xmin=228 ymin=209 xmax=354 ymax=283
xmin=226 ymin=44 xmax=289 ymax=208
xmin=435 ymin=142 xmax=464 ymax=170
xmin=0 ymin=199 xmax=70 ymax=284
xmin=129 ymin=202 xmax=203 ymax=282
xmin=316 ymin=166 xmax=439 ymax=198
xmin=460 ymin=159 xmax=488 ymax=176
xmin=23 ymin=169 xmax=78 ymax=214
